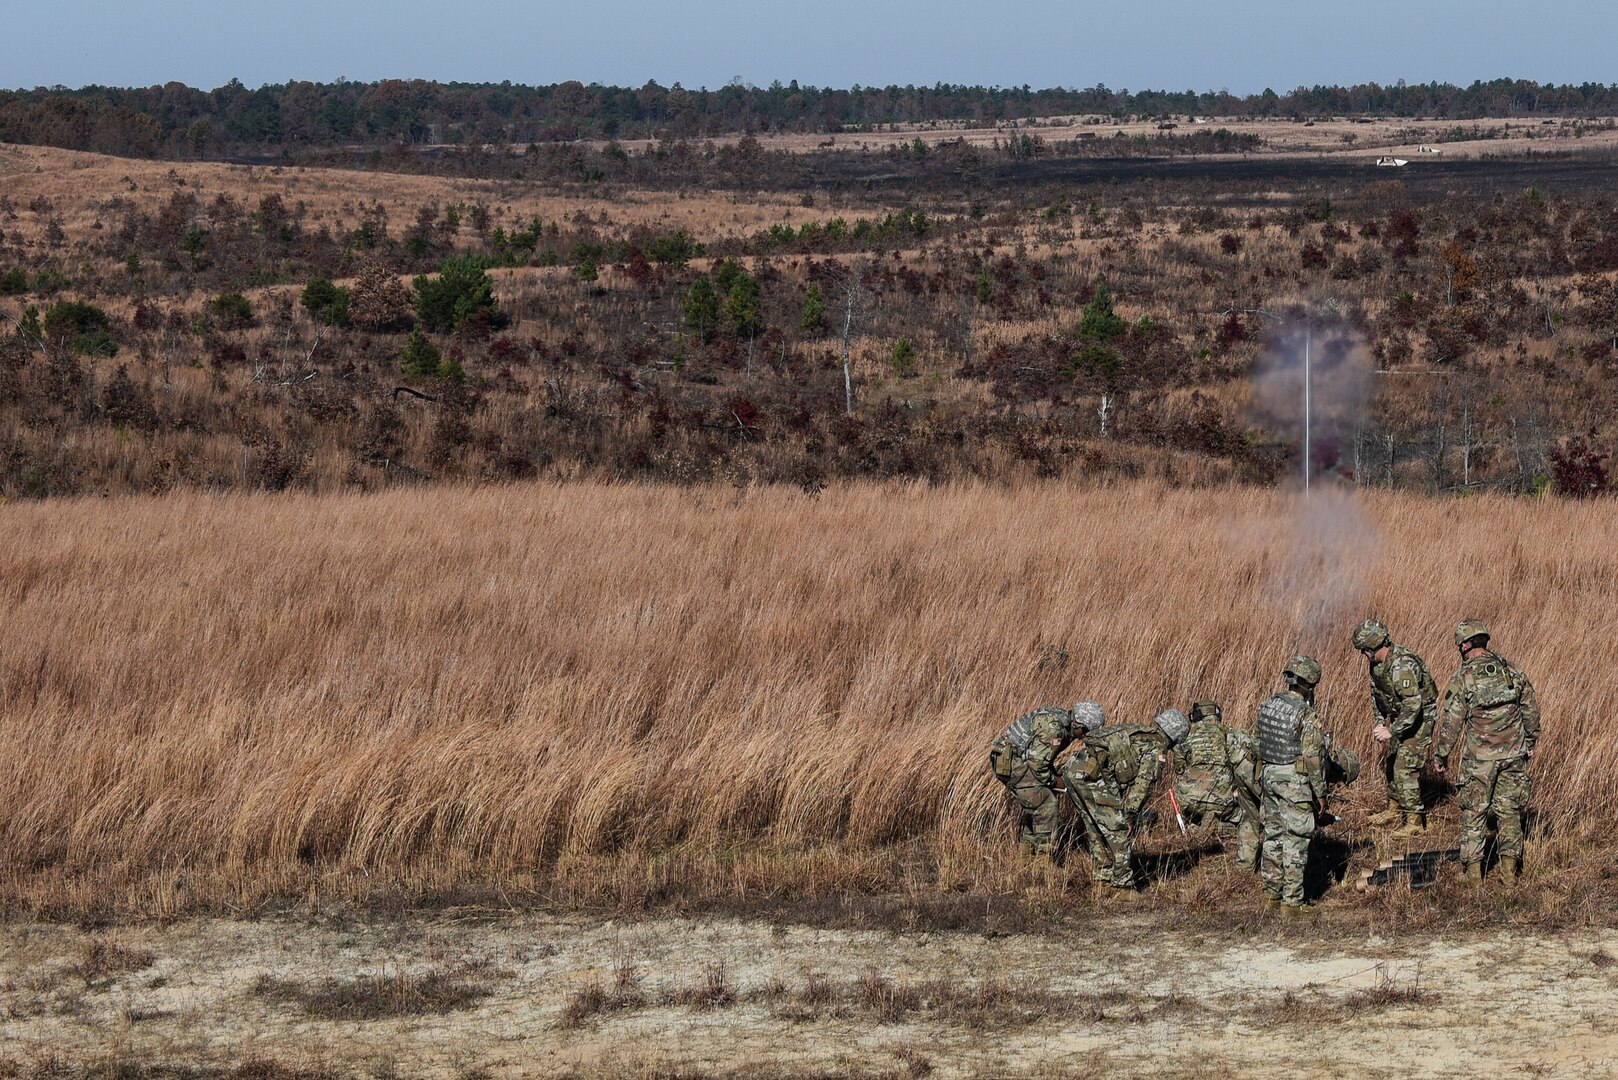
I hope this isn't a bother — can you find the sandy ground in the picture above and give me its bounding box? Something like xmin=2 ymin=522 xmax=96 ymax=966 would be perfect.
xmin=2 ymin=909 xmax=1615 ymax=1078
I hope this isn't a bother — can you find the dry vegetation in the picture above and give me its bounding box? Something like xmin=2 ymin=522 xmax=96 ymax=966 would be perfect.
xmin=6 ymin=140 xmax=1618 ymax=502
xmin=0 ymin=478 xmax=1613 ymax=921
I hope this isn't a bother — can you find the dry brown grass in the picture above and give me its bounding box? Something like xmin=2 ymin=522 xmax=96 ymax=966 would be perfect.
xmin=0 ymin=478 xmax=1611 ymax=918
xmin=250 ymin=959 xmax=496 ymax=1020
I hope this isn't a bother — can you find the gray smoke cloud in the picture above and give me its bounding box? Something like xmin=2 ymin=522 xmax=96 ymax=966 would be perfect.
xmin=1241 ymin=314 xmax=1381 ymax=640
xmin=1248 ymin=317 xmax=1376 ymax=486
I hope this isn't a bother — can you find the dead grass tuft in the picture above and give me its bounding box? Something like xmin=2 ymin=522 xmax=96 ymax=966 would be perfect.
xmin=557 ymin=952 xmax=647 ymax=1028
xmin=250 ymin=961 xmax=494 ymax=1020
xmin=1248 ymin=969 xmax=1437 ymax=1025
xmin=671 ymin=960 xmax=735 ymax=1009
xmin=67 ymin=938 xmax=154 ymax=988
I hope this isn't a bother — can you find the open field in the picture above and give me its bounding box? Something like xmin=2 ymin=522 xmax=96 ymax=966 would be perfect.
xmin=0 ymin=478 xmax=1612 ymax=923
xmin=6 ymin=79 xmax=1618 ymax=1078
xmin=584 ymin=112 xmax=1618 ymax=160
xmin=0 ymin=143 xmax=871 ymax=245
xmin=4 ymin=910 xmax=1617 ymax=1078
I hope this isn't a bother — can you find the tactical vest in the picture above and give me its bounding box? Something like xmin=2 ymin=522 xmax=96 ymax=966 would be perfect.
xmin=1256 ymin=692 xmax=1306 ymax=765
xmin=1181 ymin=719 xmax=1232 ymax=771
xmin=1001 ymin=707 xmax=1071 ymax=755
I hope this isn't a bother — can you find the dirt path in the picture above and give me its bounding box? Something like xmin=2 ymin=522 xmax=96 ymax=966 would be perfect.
xmin=2 ymin=911 xmax=1614 ymax=1078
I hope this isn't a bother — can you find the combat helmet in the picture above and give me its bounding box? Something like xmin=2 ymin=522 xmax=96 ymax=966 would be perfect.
xmin=1153 ymin=708 xmax=1191 ymax=745
xmin=1454 ymin=620 xmax=1491 ymax=649
xmin=1352 ymin=618 xmax=1390 ymax=653
xmin=1189 ymin=699 xmax=1222 ymax=723
xmin=1283 ymin=655 xmax=1322 ymax=688
xmin=1070 ymin=700 xmax=1106 ymax=733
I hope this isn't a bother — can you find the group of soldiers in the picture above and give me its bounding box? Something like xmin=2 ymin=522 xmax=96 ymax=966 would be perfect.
xmin=990 ymin=619 xmax=1540 ymax=911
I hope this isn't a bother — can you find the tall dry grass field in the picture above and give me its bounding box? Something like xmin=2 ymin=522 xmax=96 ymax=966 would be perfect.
xmin=0 ymin=479 xmax=1611 ymax=917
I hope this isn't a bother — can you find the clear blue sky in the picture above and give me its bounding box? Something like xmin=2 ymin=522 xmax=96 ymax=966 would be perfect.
xmin=11 ymin=0 xmax=1615 ymax=93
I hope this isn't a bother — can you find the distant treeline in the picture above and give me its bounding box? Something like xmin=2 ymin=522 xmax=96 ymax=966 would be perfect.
xmin=4 ymin=77 xmax=1618 ymax=158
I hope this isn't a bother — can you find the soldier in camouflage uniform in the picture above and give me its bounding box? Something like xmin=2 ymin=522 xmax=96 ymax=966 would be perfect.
xmin=1172 ymin=700 xmax=1262 ymax=871
xmin=990 ymin=700 xmax=1106 ymax=861
xmin=1255 ymin=657 xmax=1328 ymax=913
xmin=1062 ymin=708 xmax=1190 ymax=895
xmin=1353 ymin=619 xmax=1440 ymax=837
xmin=1435 ymin=621 xmax=1540 ymax=886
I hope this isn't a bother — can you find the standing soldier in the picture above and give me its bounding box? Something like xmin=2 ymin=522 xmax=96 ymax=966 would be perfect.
xmin=1256 ymin=657 xmax=1327 ymax=913
xmin=1062 ymin=708 xmax=1190 ymax=896
xmin=1172 ymin=700 xmax=1262 ymax=871
xmin=1435 ymin=622 xmax=1540 ymax=886
xmin=990 ymin=700 xmax=1106 ymax=863
xmin=1353 ymin=619 xmax=1440 ymax=837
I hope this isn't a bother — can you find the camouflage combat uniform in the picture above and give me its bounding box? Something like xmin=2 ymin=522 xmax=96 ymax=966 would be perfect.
xmin=1436 ymin=648 xmax=1540 ymax=873
xmin=1173 ymin=705 xmax=1262 ymax=871
xmin=989 ymin=707 xmax=1073 ymax=856
xmin=1369 ymin=644 xmax=1439 ymax=814
xmin=1256 ymin=688 xmax=1326 ymax=907
xmin=1062 ymin=724 xmax=1170 ymax=889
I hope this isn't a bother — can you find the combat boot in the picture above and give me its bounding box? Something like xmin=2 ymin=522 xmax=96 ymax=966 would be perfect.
xmin=1498 ymin=859 xmax=1520 ymax=886
xmin=1279 ymin=902 xmax=1316 ymax=917
xmin=1106 ymin=886 xmax=1141 ymax=903
xmin=1392 ymin=812 xmax=1427 ymax=838
xmin=1462 ymin=862 xmax=1484 ymax=887
xmin=1367 ymin=799 xmax=1402 ymax=828
xmin=1261 ymin=896 xmax=1283 ymax=909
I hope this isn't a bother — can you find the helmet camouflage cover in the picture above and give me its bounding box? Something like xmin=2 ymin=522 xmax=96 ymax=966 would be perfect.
xmin=1070 ymin=700 xmax=1106 ymax=732
xmin=1283 ymin=655 xmax=1322 ymax=687
xmin=1189 ymin=699 xmax=1222 ymax=723
xmin=1352 ymin=618 xmax=1390 ymax=652
xmin=1454 ymin=620 xmax=1491 ymax=648
xmin=1154 ymin=708 xmax=1191 ymax=745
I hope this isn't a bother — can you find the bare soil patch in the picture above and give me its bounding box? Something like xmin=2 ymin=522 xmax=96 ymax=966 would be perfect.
xmin=2 ymin=911 xmax=1614 ymax=1078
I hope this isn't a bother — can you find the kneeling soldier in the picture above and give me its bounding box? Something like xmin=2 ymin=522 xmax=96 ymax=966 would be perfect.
xmin=1063 ymin=708 xmax=1190 ymax=895
xmin=990 ymin=700 xmax=1106 ymax=863
xmin=1173 ymin=700 xmax=1262 ymax=871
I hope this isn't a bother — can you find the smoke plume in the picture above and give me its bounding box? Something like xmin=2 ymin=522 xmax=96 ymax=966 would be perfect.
xmin=1243 ymin=315 xmax=1381 ymax=640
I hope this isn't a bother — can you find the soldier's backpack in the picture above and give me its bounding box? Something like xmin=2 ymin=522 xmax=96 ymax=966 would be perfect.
xmin=1000 ymin=706 xmax=1071 ymax=756
xmin=1089 ymin=724 xmax=1158 ymax=785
